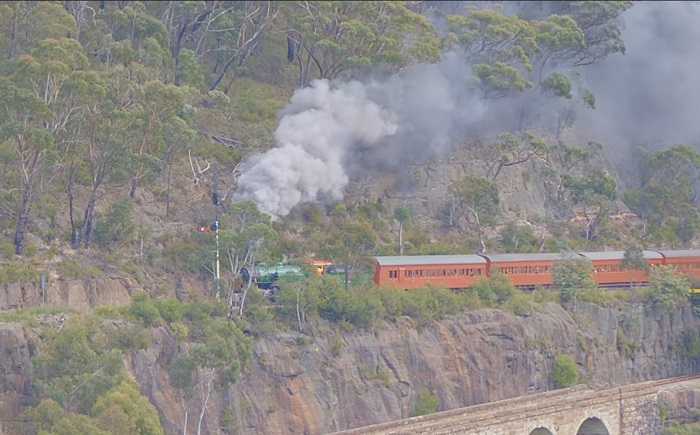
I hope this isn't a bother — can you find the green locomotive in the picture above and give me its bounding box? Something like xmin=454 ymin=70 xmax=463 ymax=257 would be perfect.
xmin=241 ymin=263 xmax=306 ymax=301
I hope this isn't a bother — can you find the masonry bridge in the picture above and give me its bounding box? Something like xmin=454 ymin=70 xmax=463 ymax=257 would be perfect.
xmin=330 ymin=374 xmax=700 ymax=435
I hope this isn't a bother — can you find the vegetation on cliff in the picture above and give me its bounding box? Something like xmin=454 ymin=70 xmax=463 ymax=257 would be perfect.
xmin=1 ymin=1 xmax=700 ymax=433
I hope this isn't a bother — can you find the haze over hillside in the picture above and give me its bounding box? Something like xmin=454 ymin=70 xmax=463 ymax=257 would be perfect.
xmin=235 ymin=1 xmax=700 ymax=217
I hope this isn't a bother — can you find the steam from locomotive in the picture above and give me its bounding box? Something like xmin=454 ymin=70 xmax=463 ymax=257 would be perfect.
xmin=233 ymin=54 xmax=485 ymax=218
xmin=233 ymin=80 xmax=399 ymax=218
xmin=234 ymin=2 xmax=700 ymax=218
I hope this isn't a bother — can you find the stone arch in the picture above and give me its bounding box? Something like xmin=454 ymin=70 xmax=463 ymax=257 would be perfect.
xmin=576 ymin=417 xmax=610 ymax=435
xmin=528 ymin=422 xmax=557 ymax=435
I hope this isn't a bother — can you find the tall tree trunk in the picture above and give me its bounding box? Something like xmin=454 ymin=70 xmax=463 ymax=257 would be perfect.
xmin=469 ymin=207 xmax=486 ymax=254
xmin=82 ymin=191 xmax=98 ymax=249
xmin=286 ymin=35 xmax=295 ymax=62
xmin=66 ymin=171 xmax=79 ymax=248
xmin=166 ymin=160 xmax=173 ymax=220
xmin=196 ymin=369 xmax=215 ymax=435
xmin=398 ymin=221 xmax=404 ymax=255
xmin=181 ymin=391 xmax=188 ymax=435
xmin=130 ymin=177 xmax=138 ymax=198
xmin=13 ymin=186 xmax=33 ymax=255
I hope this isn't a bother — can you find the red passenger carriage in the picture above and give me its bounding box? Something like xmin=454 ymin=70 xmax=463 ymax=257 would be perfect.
xmin=374 ymin=255 xmax=487 ymax=290
xmin=478 ymin=253 xmax=566 ymax=289
xmin=578 ymin=251 xmax=663 ymax=287
xmin=657 ymin=250 xmax=700 ymax=281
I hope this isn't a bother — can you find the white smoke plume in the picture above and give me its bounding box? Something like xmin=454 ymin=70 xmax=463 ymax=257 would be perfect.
xmin=234 ymin=54 xmax=484 ymax=218
xmin=232 ymin=80 xmax=398 ymax=218
xmin=235 ymin=2 xmax=700 ymax=218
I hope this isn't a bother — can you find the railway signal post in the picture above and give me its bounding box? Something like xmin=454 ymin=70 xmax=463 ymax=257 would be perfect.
xmin=212 ymin=162 xmax=221 ymax=300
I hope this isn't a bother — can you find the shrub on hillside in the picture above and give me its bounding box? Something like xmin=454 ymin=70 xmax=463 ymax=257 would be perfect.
xmin=551 ymin=354 xmax=578 ymax=388
xmin=649 ymin=265 xmax=691 ymax=311
xmin=412 ymin=389 xmax=439 ymax=417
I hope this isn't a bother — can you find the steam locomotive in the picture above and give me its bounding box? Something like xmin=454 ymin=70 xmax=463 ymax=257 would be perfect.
xmin=373 ymin=250 xmax=700 ymax=291
xmin=241 ymin=260 xmax=346 ymax=300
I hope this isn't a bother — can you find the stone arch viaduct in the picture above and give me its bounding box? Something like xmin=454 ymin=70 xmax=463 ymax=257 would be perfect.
xmin=329 ymin=375 xmax=700 ymax=435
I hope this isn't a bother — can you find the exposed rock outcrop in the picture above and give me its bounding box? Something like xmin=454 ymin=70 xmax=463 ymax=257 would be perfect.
xmin=122 ymin=302 xmax=699 ymax=435
xmin=0 ymin=274 xmax=210 ymax=311
xmin=1 ymin=301 xmax=698 ymax=434
xmin=0 ymin=323 xmax=33 ymax=435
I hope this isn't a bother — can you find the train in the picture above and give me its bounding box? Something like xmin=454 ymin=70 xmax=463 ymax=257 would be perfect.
xmin=373 ymin=250 xmax=700 ymax=291
xmin=241 ymin=260 xmax=350 ymax=300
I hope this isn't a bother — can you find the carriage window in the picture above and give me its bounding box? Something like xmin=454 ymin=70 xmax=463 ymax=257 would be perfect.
xmin=389 ymin=270 xmax=398 ymax=279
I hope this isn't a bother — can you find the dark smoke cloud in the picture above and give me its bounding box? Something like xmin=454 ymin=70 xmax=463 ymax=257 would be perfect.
xmin=578 ymin=1 xmax=700 ymax=189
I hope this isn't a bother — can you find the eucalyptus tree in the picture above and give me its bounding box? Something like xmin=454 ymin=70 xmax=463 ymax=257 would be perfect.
xmin=216 ymin=200 xmax=277 ymax=314
xmin=479 ymin=132 xmax=548 ymax=181
xmin=446 ymin=174 xmax=500 ymax=253
xmin=158 ymin=1 xmax=280 ymax=92
xmin=563 ymin=167 xmax=617 ymax=241
xmin=0 ymin=35 xmax=93 ymax=254
xmin=444 ymin=2 xmax=631 ymax=131
xmin=394 ymin=203 xmax=411 ymax=255
xmin=280 ymin=1 xmax=440 ymax=87
xmin=624 ymin=144 xmax=700 ymax=241
xmin=322 ymin=214 xmax=376 ymax=291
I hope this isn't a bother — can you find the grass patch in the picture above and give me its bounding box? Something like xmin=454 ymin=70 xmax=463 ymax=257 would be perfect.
xmin=0 ymin=306 xmax=67 ymax=325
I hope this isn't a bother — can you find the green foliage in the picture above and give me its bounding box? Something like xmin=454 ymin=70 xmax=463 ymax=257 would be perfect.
xmin=378 ymin=284 xmax=476 ymax=323
xmin=478 ymin=132 xmax=549 ymax=182
xmin=447 ymin=174 xmax=501 ymax=228
xmin=469 ymin=271 xmax=516 ymax=307
xmin=551 ymin=254 xmax=595 ymax=303
xmin=504 ymin=292 xmax=534 ymax=317
xmin=31 ymin=317 xmax=126 ymax=414
xmin=0 ymin=306 xmax=65 ymax=327
xmin=616 ymin=329 xmax=638 ymax=358
xmin=23 ymin=397 xmax=111 ymax=435
xmin=128 ymin=292 xmax=163 ymax=327
xmin=153 ymin=298 xmax=184 ymax=322
xmin=551 ymin=354 xmax=578 ymax=388
xmin=649 ymin=265 xmax=691 ymax=312
xmin=175 ymin=48 xmax=205 ymax=90
xmin=93 ymin=200 xmax=136 ymax=250
xmin=542 ymin=73 xmax=573 ymax=99
xmin=624 ymin=144 xmax=700 ymax=241
xmin=168 ymin=355 xmax=197 ymax=393
xmin=92 ymin=379 xmax=164 ymax=435
xmin=412 ymin=389 xmax=439 ymax=417
xmin=161 ymin=238 xmax=208 ymax=274
xmin=663 ymin=422 xmax=700 ymax=435
xmin=498 ymin=222 xmax=540 ymax=253
xmin=0 ymin=260 xmax=40 ymax=284
xmin=394 ymin=203 xmax=411 ymax=224
xmin=621 ymin=247 xmax=650 ymax=274
xmin=282 ymin=1 xmax=439 ymax=85
xmin=680 ymin=329 xmax=700 ymax=359
xmin=59 ymin=259 xmax=102 ymax=280
xmin=164 ymin=298 xmax=252 ymax=394
xmin=361 ymin=365 xmax=391 ymax=387
xmin=316 ymin=278 xmax=384 ymax=329
xmin=473 ymin=61 xmax=532 ymax=98
xmin=191 ymin=316 xmax=253 ymax=387
xmin=275 ymin=277 xmax=322 ymax=332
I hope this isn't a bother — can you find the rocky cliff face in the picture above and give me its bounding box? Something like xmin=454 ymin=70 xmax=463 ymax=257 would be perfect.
xmin=1 ymin=300 xmax=699 ymax=435
xmin=129 ymin=301 xmax=698 ymax=435
xmin=0 ymin=274 xmax=209 ymax=311
xmin=0 ymin=323 xmax=33 ymax=435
